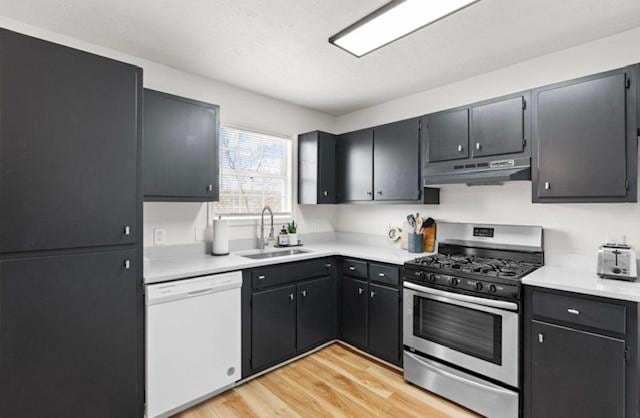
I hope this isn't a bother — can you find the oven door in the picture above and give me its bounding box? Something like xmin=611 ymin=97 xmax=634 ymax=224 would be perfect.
xmin=403 ymin=281 xmax=519 ymax=387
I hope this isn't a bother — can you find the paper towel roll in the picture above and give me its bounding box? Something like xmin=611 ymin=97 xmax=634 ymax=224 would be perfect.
xmin=212 ymin=218 xmax=229 ymax=256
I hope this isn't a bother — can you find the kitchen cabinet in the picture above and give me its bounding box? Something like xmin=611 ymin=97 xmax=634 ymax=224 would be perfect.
xmin=0 ymin=29 xmax=140 ymax=253
xmin=341 ymin=277 xmax=369 ymax=348
xmin=337 ymin=128 xmax=374 ymax=202
xmin=423 ymin=108 xmax=469 ymax=162
xmin=524 ymin=287 xmax=638 ymax=418
xmin=297 ymin=276 xmax=338 ymax=351
xmin=470 ymin=93 xmax=527 ymax=158
xmin=373 ymin=118 xmax=420 ymax=201
xmin=0 ymin=250 xmax=141 ymax=418
xmin=143 ymin=89 xmax=220 ymax=201
xmin=251 ymin=285 xmax=298 ymax=370
xmin=368 ymin=283 xmax=401 ymax=364
xmin=532 ymin=66 xmax=638 ymax=203
xmin=298 ymin=131 xmax=337 ymax=204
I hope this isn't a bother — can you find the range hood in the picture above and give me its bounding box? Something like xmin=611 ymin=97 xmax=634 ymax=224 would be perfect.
xmin=424 ymin=157 xmax=531 ymax=186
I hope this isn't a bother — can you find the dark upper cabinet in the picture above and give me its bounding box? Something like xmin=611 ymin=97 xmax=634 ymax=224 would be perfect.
xmin=424 ymin=108 xmax=469 ymax=162
xmin=297 ymin=276 xmax=337 ymax=351
xmin=251 ymin=285 xmax=297 ymax=370
xmin=368 ymin=284 xmax=400 ymax=365
xmin=298 ymin=131 xmax=336 ymax=204
xmin=143 ymin=89 xmax=219 ymax=201
xmin=0 ymin=29 xmax=140 ymax=253
xmin=341 ymin=277 xmax=368 ymax=348
xmin=470 ymin=94 xmax=527 ymax=157
xmin=532 ymin=67 xmax=638 ymax=203
xmin=529 ymin=321 xmax=625 ymax=418
xmin=0 ymin=250 xmax=141 ymax=418
xmin=337 ymin=128 xmax=374 ymax=202
xmin=373 ymin=118 xmax=420 ymax=201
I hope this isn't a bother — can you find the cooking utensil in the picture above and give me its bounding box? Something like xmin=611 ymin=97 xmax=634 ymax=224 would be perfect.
xmin=407 ymin=214 xmax=416 ymax=231
xmin=415 ymin=216 xmax=424 ymax=233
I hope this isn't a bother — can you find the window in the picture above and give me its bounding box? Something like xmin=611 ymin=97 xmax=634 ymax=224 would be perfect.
xmin=214 ymin=126 xmax=292 ymax=217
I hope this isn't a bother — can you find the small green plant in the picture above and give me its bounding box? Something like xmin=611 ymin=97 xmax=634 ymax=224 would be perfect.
xmin=287 ymin=220 xmax=297 ymax=234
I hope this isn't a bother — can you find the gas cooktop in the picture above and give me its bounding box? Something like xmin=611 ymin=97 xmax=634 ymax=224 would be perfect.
xmin=406 ymin=254 xmax=538 ymax=281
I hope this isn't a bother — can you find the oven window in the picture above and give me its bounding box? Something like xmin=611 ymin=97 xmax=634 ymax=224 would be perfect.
xmin=413 ymin=296 xmax=502 ymax=365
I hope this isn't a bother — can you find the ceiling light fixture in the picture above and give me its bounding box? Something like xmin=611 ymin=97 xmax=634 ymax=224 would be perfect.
xmin=329 ymin=0 xmax=480 ymax=58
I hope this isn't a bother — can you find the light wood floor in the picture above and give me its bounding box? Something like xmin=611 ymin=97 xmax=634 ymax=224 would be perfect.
xmin=176 ymin=343 xmax=480 ymax=418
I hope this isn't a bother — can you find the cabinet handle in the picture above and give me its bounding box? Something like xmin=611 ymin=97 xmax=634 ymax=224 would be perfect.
xmin=349 ymin=266 xmax=356 ymax=271
xmin=567 ymin=308 xmax=580 ymax=315
xmin=366 ymin=191 xmax=372 ymax=196
xmin=376 ymin=191 xmax=382 ymax=196
xmin=370 ymin=291 xmax=376 ymax=299
xmin=378 ymin=273 xmax=385 ymax=277
xmin=124 ymin=226 xmax=131 ymax=236
xmin=544 ymin=181 xmax=551 ymax=190
xmin=323 ymin=190 xmax=328 ymax=197
xmin=301 ymin=290 xmax=307 ymax=297
xmin=289 ymin=293 xmax=294 ymax=301
xmin=475 ymin=142 xmax=481 ymax=150
xmin=258 ymin=275 xmax=265 ymax=280
xmin=538 ymin=333 xmax=544 ymax=343
xmin=124 ymin=259 xmax=131 ymax=270
xmin=457 ymin=144 xmax=463 ymax=152
xmin=207 ymin=184 xmax=214 ymax=192
xmin=358 ymin=287 xmax=364 ymax=295
xmin=324 ymin=263 xmax=332 ymax=268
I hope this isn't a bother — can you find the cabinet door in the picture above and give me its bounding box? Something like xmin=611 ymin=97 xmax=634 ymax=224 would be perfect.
xmin=0 ymin=29 xmax=139 ymax=253
xmin=341 ymin=278 xmax=368 ymax=348
xmin=252 ymin=285 xmax=297 ymax=370
xmin=317 ymin=132 xmax=337 ymax=203
xmin=337 ymin=129 xmax=373 ymax=202
xmin=533 ymin=69 xmax=637 ymax=202
xmin=143 ymin=89 xmax=219 ymax=201
xmin=297 ymin=276 xmax=337 ymax=351
xmin=0 ymin=250 xmax=141 ymax=418
xmin=368 ymin=284 xmax=400 ymax=365
xmin=373 ymin=119 xmax=420 ymax=201
xmin=529 ymin=321 xmax=625 ymax=418
xmin=424 ymin=108 xmax=469 ymax=162
xmin=471 ymin=95 xmax=525 ymax=157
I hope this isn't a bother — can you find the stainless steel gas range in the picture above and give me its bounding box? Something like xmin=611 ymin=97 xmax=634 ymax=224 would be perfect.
xmin=402 ymin=222 xmax=544 ymax=418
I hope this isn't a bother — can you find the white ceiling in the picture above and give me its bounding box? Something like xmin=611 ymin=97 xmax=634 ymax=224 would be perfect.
xmin=1 ymin=0 xmax=640 ymax=115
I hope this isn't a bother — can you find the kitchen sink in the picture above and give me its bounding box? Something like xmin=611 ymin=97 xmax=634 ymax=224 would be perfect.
xmin=241 ymin=249 xmax=310 ymax=259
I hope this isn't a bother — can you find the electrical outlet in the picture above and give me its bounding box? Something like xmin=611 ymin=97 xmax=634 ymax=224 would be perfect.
xmin=153 ymin=228 xmax=166 ymax=245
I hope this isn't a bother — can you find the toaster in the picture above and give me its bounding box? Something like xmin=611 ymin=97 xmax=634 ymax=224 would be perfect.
xmin=597 ymin=243 xmax=638 ymax=281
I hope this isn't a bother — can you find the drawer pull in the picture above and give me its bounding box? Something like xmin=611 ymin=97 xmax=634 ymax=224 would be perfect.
xmin=324 ymin=263 xmax=332 ymax=268
xmin=370 ymin=291 xmax=376 ymax=299
xmin=301 ymin=290 xmax=307 ymax=297
xmin=358 ymin=288 xmax=364 ymax=295
xmin=378 ymin=273 xmax=385 ymax=277
xmin=289 ymin=293 xmax=294 ymax=301
xmin=258 ymin=275 xmax=265 ymax=280
xmin=538 ymin=333 xmax=544 ymax=343
xmin=349 ymin=266 xmax=356 ymax=271
xmin=567 ymin=308 xmax=580 ymax=315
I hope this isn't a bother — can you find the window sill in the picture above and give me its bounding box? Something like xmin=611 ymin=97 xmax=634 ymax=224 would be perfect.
xmin=217 ymin=215 xmax=293 ymax=227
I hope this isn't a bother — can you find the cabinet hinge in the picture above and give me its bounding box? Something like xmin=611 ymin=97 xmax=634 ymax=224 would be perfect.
xmin=522 ymin=99 xmax=527 ymax=110
xmin=523 ymin=138 xmax=527 ymax=148
xmin=625 ymin=77 xmax=631 ymax=89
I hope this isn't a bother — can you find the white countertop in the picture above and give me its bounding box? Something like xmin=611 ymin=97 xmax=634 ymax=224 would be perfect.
xmin=144 ymin=240 xmax=429 ymax=284
xmin=523 ymin=254 xmax=640 ymax=302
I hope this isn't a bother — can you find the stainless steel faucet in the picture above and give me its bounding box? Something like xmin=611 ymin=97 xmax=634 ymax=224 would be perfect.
xmin=260 ymin=205 xmax=274 ymax=249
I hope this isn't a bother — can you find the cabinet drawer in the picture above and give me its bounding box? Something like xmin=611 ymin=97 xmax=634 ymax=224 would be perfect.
xmin=252 ymin=257 xmax=335 ymax=290
xmin=369 ymin=263 xmax=400 ymax=287
xmin=532 ymin=290 xmax=626 ymax=334
xmin=342 ymin=258 xmax=368 ymax=279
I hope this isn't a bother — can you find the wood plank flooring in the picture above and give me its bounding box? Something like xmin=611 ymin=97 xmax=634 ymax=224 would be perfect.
xmin=176 ymin=343 xmax=481 ymax=418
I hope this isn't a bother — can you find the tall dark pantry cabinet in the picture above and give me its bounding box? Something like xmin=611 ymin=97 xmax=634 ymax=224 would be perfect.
xmin=0 ymin=30 xmax=143 ymax=418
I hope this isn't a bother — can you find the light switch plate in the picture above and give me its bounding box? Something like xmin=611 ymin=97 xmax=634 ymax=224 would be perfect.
xmin=153 ymin=228 xmax=166 ymax=245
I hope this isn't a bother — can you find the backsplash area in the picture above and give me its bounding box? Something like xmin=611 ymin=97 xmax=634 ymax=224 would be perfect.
xmin=333 ymin=182 xmax=640 ymax=258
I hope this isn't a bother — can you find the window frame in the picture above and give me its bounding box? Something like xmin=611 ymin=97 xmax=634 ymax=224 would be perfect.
xmin=212 ymin=124 xmax=294 ymax=221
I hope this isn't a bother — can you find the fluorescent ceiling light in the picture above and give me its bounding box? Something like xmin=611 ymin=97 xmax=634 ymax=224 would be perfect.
xmin=329 ymin=0 xmax=480 ymax=58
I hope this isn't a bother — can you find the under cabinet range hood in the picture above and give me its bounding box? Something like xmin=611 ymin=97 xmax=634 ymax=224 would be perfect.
xmin=424 ymin=157 xmax=531 ymax=186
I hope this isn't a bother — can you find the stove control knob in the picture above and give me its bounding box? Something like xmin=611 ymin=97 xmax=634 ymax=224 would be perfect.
xmin=475 ymin=282 xmax=484 ymax=291
xmin=428 ymin=273 xmax=437 ymax=283
xmin=489 ymin=284 xmax=497 ymax=293
xmin=450 ymin=278 xmax=459 ymax=287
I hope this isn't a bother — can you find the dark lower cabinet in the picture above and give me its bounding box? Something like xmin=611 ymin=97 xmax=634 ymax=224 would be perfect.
xmin=529 ymin=321 xmax=625 ymax=418
xmin=0 ymin=250 xmax=141 ymax=418
xmin=297 ymin=276 xmax=337 ymax=351
xmin=0 ymin=29 xmax=141 ymax=253
xmin=368 ymin=284 xmax=400 ymax=364
xmin=341 ymin=277 xmax=369 ymax=348
xmin=251 ymin=285 xmax=297 ymax=370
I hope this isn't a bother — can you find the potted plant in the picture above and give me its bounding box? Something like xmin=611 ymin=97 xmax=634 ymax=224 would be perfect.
xmin=287 ymin=220 xmax=298 ymax=246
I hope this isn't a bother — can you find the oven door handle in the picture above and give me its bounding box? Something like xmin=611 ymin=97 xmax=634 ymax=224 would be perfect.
xmin=403 ymin=282 xmax=518 ymax=311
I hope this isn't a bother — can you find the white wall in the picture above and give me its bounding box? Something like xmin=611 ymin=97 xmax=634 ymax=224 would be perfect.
xmin=0 ymin=17 xmax=338 ymax=248
xmin=334 ymin=26 xmax=640 ymax=257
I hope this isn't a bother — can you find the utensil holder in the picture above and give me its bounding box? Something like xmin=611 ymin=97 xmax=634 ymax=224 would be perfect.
xmin=408 ymin=233 xmax=424 ymax=253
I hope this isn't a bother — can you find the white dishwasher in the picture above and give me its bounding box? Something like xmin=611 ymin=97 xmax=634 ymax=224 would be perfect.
xmin=146 ymin=271 xmax=242 ymax=418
